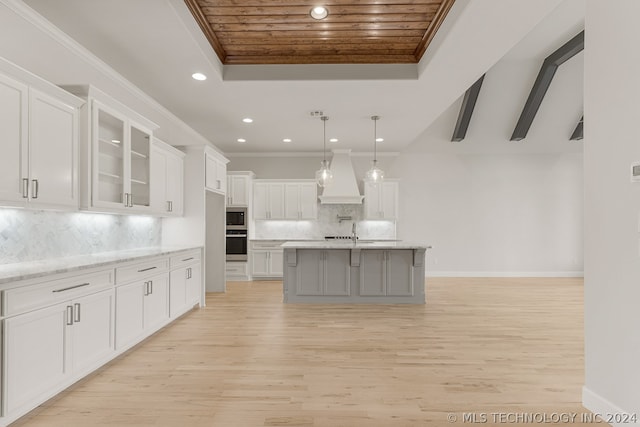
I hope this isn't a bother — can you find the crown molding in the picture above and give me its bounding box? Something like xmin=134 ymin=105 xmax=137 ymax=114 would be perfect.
xmin=1 ymin=0 xmax=214 ymax=148
xmin=225 ymin=151 xmax=400 ymax=158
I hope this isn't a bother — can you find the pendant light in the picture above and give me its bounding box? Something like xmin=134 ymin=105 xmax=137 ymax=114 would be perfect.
xmin=365 ymin=115 xmax=384 ymax=184
xmin=315 ymin=116 xmax=333 ymax=188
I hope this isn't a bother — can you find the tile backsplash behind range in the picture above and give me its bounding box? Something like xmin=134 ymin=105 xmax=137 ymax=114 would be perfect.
xmin=0 ymin=209 xmax=160 ymax=263
xmin=253 ymin=204 xmax=395 ymax=240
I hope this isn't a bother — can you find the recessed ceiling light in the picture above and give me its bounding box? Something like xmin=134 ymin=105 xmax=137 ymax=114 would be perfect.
xmin=329 ymin=138 xmax=338 ymax=143
xmin=111 ymin=139 xmax=121 ymax=144
xmin=283 ymin=138 xmax=292 ymax=143
xmin=191 ymin=72 xmax=207 ymax=81
xmin=376 ymin=138 xmax=384 ymax=143
xmin=310 ymin=6 xmax=328 ymax=20
xmin=237 ymin=138 xmax=246 ymax=143
xmin=242 ymin=118 xmax=253 ymax=123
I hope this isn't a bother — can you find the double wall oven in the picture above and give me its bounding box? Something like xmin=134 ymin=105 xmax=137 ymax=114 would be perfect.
xmin=226 ymin=207 xmax=247 ymax=261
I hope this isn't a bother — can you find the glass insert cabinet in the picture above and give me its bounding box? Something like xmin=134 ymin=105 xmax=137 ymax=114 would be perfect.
xmin=93 ymin=101 xmax=152 ymax=211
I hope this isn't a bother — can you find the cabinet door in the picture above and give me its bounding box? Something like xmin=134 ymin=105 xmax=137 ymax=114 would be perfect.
xmin=324 ymin=250 xmax=350 ymax=296
xmin=216 ymin=158 xmax=227 ymax=195
xmin=359 ymin=250 xmax=386 ymax=296
xmin=0 ymin=73 xmax=28 ymax=206
xmin=298 ymin=182 xmax=318 ymax=219
xmin=166 ymin=151 xmax=184 ymax=216
xmin=284 ymin=183 xmax=300 ymax=219
xmin=29 ymin=89 xmax=77 ymax=209
xmin=386 ymin=250 xmax=414 ymax=296
xmin=364 ymin=182 xmax=381 ymax=219
xmin=144 ymin=274 xmax=169 ymax=332
xmin=115 ymin=280 xmax=145 ymax=350
xmin=93 ymin=103 xmax=126 ymax=209
xmin=253 ymin=182 xmax=269 ymax=219
xmin=296 ymin=250 xmax=324 ymax=295
xmin=380 ymin=181 xmax=398 ymax=220
xmin=150 ymin=144 xmax=168 ymax=214
xmin=205 ymin=154 xmax=225 ymax=193
xmin=185 ymin=263 xmax=201 ymax=305
xmin=169 ymin=267 xmax=187 ymax=318
xmin=268 ymin=182 xmax=285 ymax=219
xmin=129 ymin=123 xmax=151 ymax=211
xmin=251 ymin=251 xmax=270 ymax=276
xmin=229 ymin=175 xmax=249 ymax=206
xmin=3 ymin=303 xmax=69 ymax=415
xmin=71 ymin=289 xmax=115 ymax=375
xmin=269 ymin=250 xmax=284 ymax=276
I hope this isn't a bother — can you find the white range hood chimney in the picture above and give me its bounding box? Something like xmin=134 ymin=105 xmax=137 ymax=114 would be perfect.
xmin=319 ymin=149 xmax=364 ymax=204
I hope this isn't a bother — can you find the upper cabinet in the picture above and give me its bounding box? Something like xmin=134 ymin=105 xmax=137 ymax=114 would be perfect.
xmin=0 ymin=66 xmax=83 ymax=211
xmin=227 ymin=171 xmax=254 ymax=207
xmin=364 ymin=180 xmax=399 ymax=220
xmin=254 ymin=180 xmax=317 ymax=220
xmin=64 ymin=85 xmax=159 ymax=214
xmin=150 ymin=139 xmax=185 ymax=216
xmin=205 ymin=148 xmax=228 ymax=195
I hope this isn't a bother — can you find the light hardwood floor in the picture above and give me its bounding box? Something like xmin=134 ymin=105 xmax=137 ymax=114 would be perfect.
xmin=13 ymin=278 xmax=592 ymax=427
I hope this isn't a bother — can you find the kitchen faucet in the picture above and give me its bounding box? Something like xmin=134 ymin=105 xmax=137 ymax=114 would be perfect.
xmin=351 ymin=222 xmax=358 ymax=243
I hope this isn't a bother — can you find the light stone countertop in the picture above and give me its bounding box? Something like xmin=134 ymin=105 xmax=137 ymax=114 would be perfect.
xmin=0 ymin=245 xmax=202 ymax=285
xmin=280 ymin=241 xmax=430 ymax=250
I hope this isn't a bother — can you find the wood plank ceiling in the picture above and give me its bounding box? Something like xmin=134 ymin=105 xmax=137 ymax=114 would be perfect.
xmin=184 ymin=0 xmax=456 ymax=65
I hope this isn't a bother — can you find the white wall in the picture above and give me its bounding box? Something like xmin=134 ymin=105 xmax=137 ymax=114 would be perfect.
xmin=582 ymin=0 xmax=640 ymax=418
xmin=388 ymin=42 xmax=584 ymax=276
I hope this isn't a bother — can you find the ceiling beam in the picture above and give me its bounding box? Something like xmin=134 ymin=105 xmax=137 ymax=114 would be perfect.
xmin=570 ymin=116 xmax=584 ymax=141
xmin=451 ymin=74 xmax=485 ymax=142
xmin=510 ymin=30 xmax=584 ymax=141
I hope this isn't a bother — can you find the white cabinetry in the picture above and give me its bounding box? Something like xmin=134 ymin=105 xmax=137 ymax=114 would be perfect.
xmin=295 ymin=249 xmax=351 ymax=296
xmin=168 ymin=250 xmax=202 ymax=319
xmin=250 ymin=241 xmax=284 ymax=278
xmin=0 ymin=69 xmax=82 ymax=210
xmin=284 ymin=182 xmax=317 ymax=219
xmin=254 ymin=180 xmax=316 ymax=220
xmin=359 ymin=249 xmax=414 ymax=296
xmin=151 ymin=139 xmax=184 ymax=216
xmin=2 ymin=273 xmax=114 ymax=418
xmin=205 ymin=148 xmax=228 ymax=195
xmin=63 ymin=85 xmax=159 ymax=214
xmin=227 ymin=172 xmax=254 ymax=207
xmin=364 ymin=180 xmax=399 ymax=220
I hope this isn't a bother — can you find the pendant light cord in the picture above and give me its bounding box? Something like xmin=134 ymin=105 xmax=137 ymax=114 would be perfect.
xmin=321 ymin=116 xmax=328 ymax=163
xmin=372 ymin=115 xmax=379 ymax=163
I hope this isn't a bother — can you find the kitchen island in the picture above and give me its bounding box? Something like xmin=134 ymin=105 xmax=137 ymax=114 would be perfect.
xmin=281 ymin=241 xmax=428 ymax=304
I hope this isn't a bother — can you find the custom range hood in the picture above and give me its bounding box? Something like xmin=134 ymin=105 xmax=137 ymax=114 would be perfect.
xmin=319 ymin=149 xmax=364 ymax=204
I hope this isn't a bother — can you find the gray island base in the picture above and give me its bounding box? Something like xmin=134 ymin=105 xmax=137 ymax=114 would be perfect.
xmin=281 ymin=241 xmax=428 ymax=304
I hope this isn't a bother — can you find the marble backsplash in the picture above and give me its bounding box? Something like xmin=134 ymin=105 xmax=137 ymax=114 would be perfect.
xmin=253 ymin=204 xmax=396 ymax=240
xmin=0 ymin=209 xmax=161 ymax=264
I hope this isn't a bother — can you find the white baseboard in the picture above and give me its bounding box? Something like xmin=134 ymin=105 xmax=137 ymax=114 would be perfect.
xmin=582 ymin=386 xmax=638 ymax=426
xmin=426 ymin=271 xmax=584 ymax=278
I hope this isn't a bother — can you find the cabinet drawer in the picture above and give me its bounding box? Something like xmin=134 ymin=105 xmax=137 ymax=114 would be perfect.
xmin=170 ymin=250 xmax=201 ymax=269
xmin=226 ymin=262 xmax=248 ymax=275
xmin=3 ymin=269 xmax=114 ymax=316
xmin=250 ymin=241 xmax=284 ymax=250
xmin=116 ymin=257 xmax=169 ymax=284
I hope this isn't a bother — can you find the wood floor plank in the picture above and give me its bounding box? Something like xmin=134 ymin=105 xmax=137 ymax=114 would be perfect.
xmin=12 ymin=277 xmax=593 ymax=426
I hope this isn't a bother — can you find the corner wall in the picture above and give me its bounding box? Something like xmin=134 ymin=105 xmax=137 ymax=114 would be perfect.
xmin=582 ymin=0 xmax=640 ymax=418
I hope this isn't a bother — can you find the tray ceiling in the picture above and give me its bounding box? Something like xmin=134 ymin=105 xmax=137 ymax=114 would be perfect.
xmin=184 ymin=0 xmax=456 ymax=65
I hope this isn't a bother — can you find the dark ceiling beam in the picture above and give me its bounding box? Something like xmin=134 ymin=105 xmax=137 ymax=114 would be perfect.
xmin=510 ymin=31 xmax=584 ymax=141
xmin=451 ymin=74 xmax=485 ymax=142
xmin=570 ymin=116 xmax=584 ymax=141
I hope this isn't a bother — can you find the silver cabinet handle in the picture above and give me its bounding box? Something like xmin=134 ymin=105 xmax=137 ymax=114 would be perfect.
xmin=124 ymin=193 xmax=129 ymax=207
xmin=129 ymin=193 xmax=134 ymax=207
xmin=167 ymin=201 xmax=171 ymax=212
xmin=53 ymin=282 xmax=90 ymax=293
xmin=66 ymin=305 xmax=74 ymax=326
xmin=22 ymin=178 xmax=29 ymax=198
xmin=74 ymin=303 xmax=81 ymax=323
xmin=185 ymin=268 xmax=189 ymax=279
xmin=149 ymin=280 xmax=153 ymax=295
xmin=144 ymin=281 xmax=149 ymax=296
xmin=31 ymin=179 xmax=39 ymax=199
xmin=169 ymin=201 xmax=173 ymax=212
xmin=182 ymin=257 xmax=194 ymax=262
xmin=138 ymin=266 xmax=157 ymax=273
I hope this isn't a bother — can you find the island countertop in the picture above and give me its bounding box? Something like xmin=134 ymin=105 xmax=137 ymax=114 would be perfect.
xmin=280 ymin=241 xmax=430 ymax=250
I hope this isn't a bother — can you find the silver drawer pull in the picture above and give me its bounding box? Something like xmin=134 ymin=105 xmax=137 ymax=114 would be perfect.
xmin=182 ymin=257 xmax=194 ymax=262
xmin=74 ymin=303 xmax=81 ymax=322
xmin=53 ymin=282 xmax=90 ymax=293
xmin=22 ymin=178 xmax=29 ymax=198
xmin=66 ymin=305 xmax=74 ymax=325
xmin=138 ymin=266 xmax=157 ymax=272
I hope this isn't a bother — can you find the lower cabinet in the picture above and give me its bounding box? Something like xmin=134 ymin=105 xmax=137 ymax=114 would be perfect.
xmin=115 ymin=273 xmax=169 ymax=350
xmin=360 ymin=250 xmax=414 ymax=296
xmin=296 ymin=249 xmax=350 ymax=296
xmin=250 ymin=241 xmax=284 ymax=278
xmin=169 ymin=261 xmax=201 ymax=318
xmin=3 ymin=288 xmax=114 ymax=416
